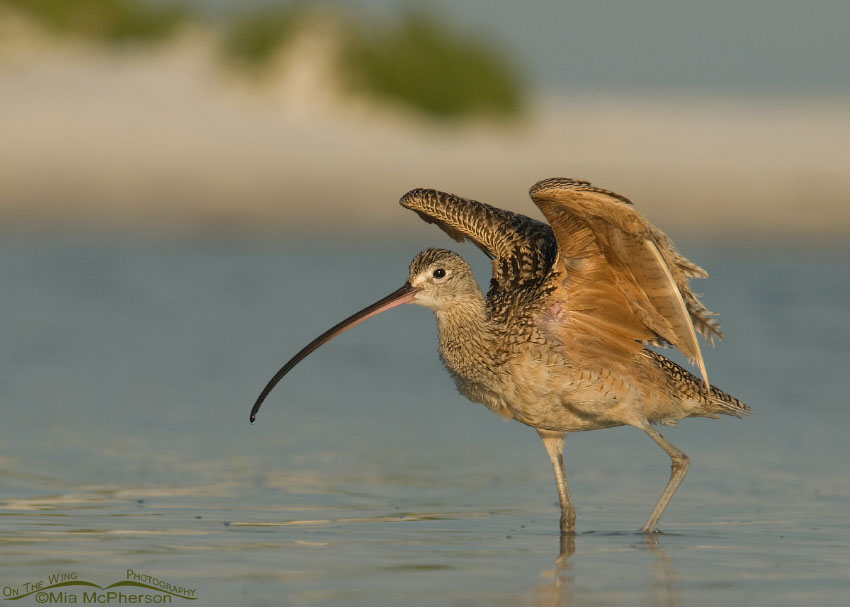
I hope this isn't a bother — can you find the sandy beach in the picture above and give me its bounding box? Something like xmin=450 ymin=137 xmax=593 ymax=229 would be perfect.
xmin=2 ymin=23 xmax=849 ymax=238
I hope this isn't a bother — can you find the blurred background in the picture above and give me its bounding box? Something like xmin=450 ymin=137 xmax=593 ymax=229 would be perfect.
xmin=2 ymin=2 xmax=849 ymax=605
xmin=1 ymin=0 xmax=849 ymax=235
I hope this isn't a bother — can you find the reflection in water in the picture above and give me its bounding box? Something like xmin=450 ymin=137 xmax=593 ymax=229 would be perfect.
xmin=533 ymin=533 xmax=680 ymax=607
xmin=533 ymin=534 xmax=576 ymax=607
xmin=558 ymin=533 xmax=577 ymax=563
xmin=644 ymin=535 xmax=681 ymax=607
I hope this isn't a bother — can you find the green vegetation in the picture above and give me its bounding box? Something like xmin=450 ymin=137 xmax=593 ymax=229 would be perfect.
xmin=2 ymin=0 xmax=185 ymax=44
xmin=1 ymin=0 xmax=525 ymax=119
xmin=343 ymin=12 xmax=523 ymax=119
xmin=220 ymin=5 xmax=310 ymax=73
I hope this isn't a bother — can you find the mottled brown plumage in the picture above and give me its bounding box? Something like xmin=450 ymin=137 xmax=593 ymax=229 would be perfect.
xmin=251 ymin=177 xmax=748 ymax=534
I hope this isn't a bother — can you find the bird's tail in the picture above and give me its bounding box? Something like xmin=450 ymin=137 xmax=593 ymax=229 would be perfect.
xmin=707 ymin=383 xmax=750 ymax=417
xmin=648 ymin=350 xmax=749 ymax=418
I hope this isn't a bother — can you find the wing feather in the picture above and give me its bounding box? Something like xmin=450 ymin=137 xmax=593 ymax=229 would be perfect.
xmin=400 ymin=188 xmax=556 ymax=292
xmin=643 ymin=238 xmax=709 ymax=386
xmin=529 ymin=178 xmax=720 ymax=389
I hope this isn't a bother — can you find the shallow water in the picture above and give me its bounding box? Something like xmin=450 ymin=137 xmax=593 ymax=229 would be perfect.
xmin=1 ymin=234 xmax=849 ymax=606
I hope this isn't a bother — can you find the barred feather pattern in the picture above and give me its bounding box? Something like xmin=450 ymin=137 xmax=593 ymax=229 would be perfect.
xmin=400 ymin=188 xmax=556 ymax=294
xmin=646 ymin=351 xmax=749 ymax=417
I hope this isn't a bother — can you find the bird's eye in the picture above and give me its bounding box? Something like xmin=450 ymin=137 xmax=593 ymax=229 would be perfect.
xmin=432 ymin=268 xmax=446 ymax=279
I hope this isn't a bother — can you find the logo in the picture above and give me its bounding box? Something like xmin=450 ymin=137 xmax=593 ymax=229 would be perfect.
xmin=3 ymin=570 xmax=197 ymax=604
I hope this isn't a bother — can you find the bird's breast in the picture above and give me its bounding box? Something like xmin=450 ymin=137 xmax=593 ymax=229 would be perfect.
xmin=445 ymin=369 xmax=515 ymax=420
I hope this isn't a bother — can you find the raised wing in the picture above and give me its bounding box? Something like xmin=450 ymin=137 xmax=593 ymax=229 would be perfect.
xmin=529 ymin=178 xmax=722 ymax=389
xmin=400 ymin=188 xmax=556 ymax=293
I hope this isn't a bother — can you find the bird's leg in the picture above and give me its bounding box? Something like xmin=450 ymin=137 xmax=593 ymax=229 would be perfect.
xmin=538 ymin=429 xmax=576 ymax=534
xmin=638 ymin=424 xmax=690 ymax=533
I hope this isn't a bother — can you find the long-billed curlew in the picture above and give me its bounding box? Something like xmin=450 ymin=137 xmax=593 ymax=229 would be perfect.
xmin=250 ymin=178 xmax=748 ymax=534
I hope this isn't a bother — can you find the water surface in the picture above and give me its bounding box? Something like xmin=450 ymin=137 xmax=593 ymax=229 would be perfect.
xmin=1 ymin=234 xmax=848 ymax=605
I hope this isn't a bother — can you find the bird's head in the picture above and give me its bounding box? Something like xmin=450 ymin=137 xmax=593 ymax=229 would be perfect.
xmin=407 ymin=248 xmax=479 ymax=311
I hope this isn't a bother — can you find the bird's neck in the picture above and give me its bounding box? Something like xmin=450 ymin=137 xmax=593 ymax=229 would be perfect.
xmin=433 ymin=292 xmax=494 ymax=382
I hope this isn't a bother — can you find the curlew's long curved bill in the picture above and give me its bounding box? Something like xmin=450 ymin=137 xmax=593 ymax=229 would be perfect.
xmin=250 ymin=282 xmax=420 ymax=423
